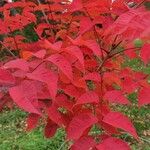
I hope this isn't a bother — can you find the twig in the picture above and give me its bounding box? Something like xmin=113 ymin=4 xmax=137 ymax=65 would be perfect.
xmin=96 ymin=56 xmax=108 ymax=71
xmin=134 ymin=0 xmax=146 ymax=8
xmin=37 ymin=0 xmax=50 ymax=25
xmin=0 ymin=41 xmax=17 ymax=58
xmin=97 ymin=47 xmax=141 ymax=72
xmin=110 ymin=40 xmax=122 ymax=52
xmin=31 ymin=60 xmax=46 ymax=72
xmin=109 ymin=47 xmax=141 ymax=58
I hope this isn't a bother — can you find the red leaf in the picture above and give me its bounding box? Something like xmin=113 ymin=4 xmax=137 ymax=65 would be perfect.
xmin=71 ymin=136 xmax=96 ymax=150
xmin=27 ymin=68 xmax=58 ymax=100
xmin=83 ymin=40 xmax=102 ymax=57
xmin=121 ymin=77 xmax=138 ymax=93
xmin=76 ymin=91 xmax=99 ymax=106
xmin=33 ymin=50 xmax=46 ymax=59
xmin=63 ymin=84 xmax=82 ymax=98
xmin=104 ymin=90 xmax=130 ymax=105
xmin=65 ymin=46 xmax=84 ymax=68
xmin=0 ymin=92 xmax=4 ymax=99
xmin=26 ymin=113 xmax=40 ymax=131
xmin=9 ymin=81 xmax=41 ymax=115
xmin=96 ymin=137 xmax=131 ymax=150
xmin=44 ymin=119 xmax=58 ymax=138
xmin=79 ymin=17 xmax=93 ymax=35
xmin=47 ymin=104 xmax=65 ymax=126
xmin=0 ymin=68 xmax=15 ymax=85
xmin=103 ymin=112 xmax=138 ymax=139
xmin=4 ymin=59 xmax=29 ymax=72
xmin=67 ymin=0 xmax=83 ymax=12
xmin=47 ymin=54 xmax=73 ymax=80
xmin=140 ymin=44 xmax=150 ymax=64
xmin=44 ymin=40 xmax=62 ymax=52
xmin=55 ymin=94 xmax=73 ymax=111
xmin=35 ymin=82 xmax=51 ymax=99
xmin=67 ymin=113 xmax=98 ymax=140
xmin=138 ymin=87 xmax=150 ymax=106
xmin=84 ymin=72 xmax=101 ymax=82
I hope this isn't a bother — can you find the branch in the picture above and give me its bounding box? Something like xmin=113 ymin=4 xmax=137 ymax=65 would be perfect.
xmin=97 ymin=47 xmax=141 ymax=72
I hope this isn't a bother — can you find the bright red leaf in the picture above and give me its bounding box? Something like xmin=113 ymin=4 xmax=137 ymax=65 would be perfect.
xmin=4 ymin=59 xmax=29 ymax=72
xmin=96 ymin=137 xmax=131 ymax=150
xmin=47 ymin=54 xmax=73 ymax=80
xmin=44 ymin=119 xmax=58 ymax=138
xmin=0 ymin=68 xmax=15 ymax=85
xmin=26 ymin=113 xmax=40 ymax=131
xmin=103 ymin=112 xmax=138 ymax=139
xmin=71 ymin=136 xmax=96 ymax=150
xmin=76 ymin=91 xmax=99 ymax=105
xmin=138 ymin=86 xmax=150 ymax=106
xmin=67 ymin=113 xmax=98 ymax=140
xmin=140 ymin=44 xmax=150 ymax=64
xmin=27 ymin=68 xmax=58 ymax=100
xmin=104 ymin=90 xmax=130 ymax=105
xmin=9 ymin=81 xmax=41 ymax=115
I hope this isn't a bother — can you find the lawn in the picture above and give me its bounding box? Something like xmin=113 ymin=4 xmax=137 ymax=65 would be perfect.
xmin=0 ymin=109 xmax=67 ymax=150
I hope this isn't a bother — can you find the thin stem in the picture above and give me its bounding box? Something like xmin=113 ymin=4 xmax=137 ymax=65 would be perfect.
xmin=134 ymin=0 xmax=146 ymax=8
xmin=36 ymin=0 xmax=54 ymax=36
xmin=0 ymin=41 xmax=17 ymax=58
xmin=110 ymin=40 xmax=122 ymax=52
xmin=109 ymin=47 xmax=141 ymax=58
xmin=96 ymin=56 xmax=108 ymax=72
xmin=112 ymin=35 xmax=119 ymax=44
xmin=37 ymin=0 xmax=50 ymax=25
xmin=31 ymin=60 xmax=46 ymax=72
xmin=121 ymin=132 xmax=150 ymax=144
xmin=97 ymin=47 xmax=141 ymax=72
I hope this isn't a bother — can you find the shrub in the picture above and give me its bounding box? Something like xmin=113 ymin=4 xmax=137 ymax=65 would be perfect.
xmin=0 ymin=0 xmax=150 ymax=149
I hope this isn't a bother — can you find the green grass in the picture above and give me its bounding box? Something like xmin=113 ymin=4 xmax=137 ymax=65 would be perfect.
xmin=0 ymin=109 xmax=66 ymax=150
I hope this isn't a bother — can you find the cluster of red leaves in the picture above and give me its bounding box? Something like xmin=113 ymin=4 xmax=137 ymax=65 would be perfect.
xmin=0 ymin=0 xmax=150 ymax=149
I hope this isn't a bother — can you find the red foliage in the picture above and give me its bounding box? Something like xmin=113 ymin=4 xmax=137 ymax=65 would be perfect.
xmin=0 ymin=0 xmax=150 ymax=149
